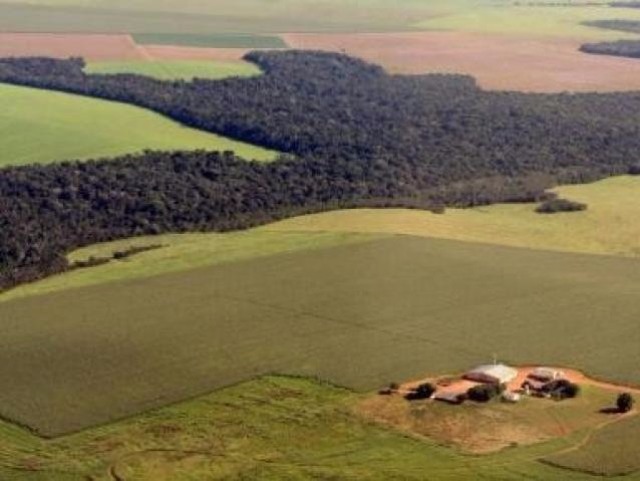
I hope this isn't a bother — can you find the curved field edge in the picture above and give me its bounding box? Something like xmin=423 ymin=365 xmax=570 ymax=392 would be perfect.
xmin=3 ymin=174 xmax=637 ymax=304
xmin=269 ymin=176 xmax=640 ymax=258
xmin=0 ymin=231 xmax=384 ymax=303
xmin=2 ymin=235 xmax=640 ymax=436
xmin=542 ymin=413 xmax=640 ymax=477
xmin=84 ymin=59 xmax=262 ymax=81
xmin=0 ymin=376 xmax=636 ymax=481
xmin=0 ymin=83 xmax=276 ymax=167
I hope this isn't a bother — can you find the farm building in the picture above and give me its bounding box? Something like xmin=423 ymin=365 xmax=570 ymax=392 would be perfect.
xmin=463 ymin=364 xmax=518 ymax=385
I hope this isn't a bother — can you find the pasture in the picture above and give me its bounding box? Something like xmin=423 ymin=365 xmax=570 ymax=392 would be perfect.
xmin=0 ymin=376 xmax=632 ymax=481
xmin=84 ymin=60 xmax=261 ymax=80
xmin=0 ymin=83 xmax=276 ymax=166
xmin=1 ymin=235 xmax=640 ymax=436
xmin=270 ymin=176 xmax=640 ymax=258
xmin=543 ymin=413 xmax=640 ymax=476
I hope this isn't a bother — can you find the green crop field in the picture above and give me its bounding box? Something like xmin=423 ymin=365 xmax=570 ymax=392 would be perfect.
xmin=84 ymin=60 xmax=262 ymax=80
xmin=543 ymin=414 xmax=640 ymax=476
xmin=2 ymin=235 xmax=640 ymax=437
xmin=133 ymin=33 xmax=287 ymax=49
xmin=1 ymin=376 xmax=634 ymax=481
xmin=0 ymin=83 xmax=276 ymax=166
xmin=0 ymin=231 xmax=379 ymax=303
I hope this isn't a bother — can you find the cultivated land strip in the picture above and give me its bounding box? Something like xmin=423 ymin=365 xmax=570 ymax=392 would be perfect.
xmin=1 ymin=236 xmax=640 ymax=436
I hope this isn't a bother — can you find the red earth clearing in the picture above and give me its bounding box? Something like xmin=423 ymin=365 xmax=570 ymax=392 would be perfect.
xmin=282 ymin=31 xmax=640 ymax=93
xmin=0 ymin=33 xmax=145 ymax=61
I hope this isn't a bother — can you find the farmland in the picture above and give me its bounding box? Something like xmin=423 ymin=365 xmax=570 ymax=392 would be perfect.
xmin=270 ymin=176 xmax=640 ymax=258
xmin=3 ymin=175 xmax=638 ymax=303
xmin=543 ymin=413 xmax=640 ymax=476
xmin=1 ymin=234 xmax=640 ymax=436
xmin=84 ymin=60 xmax=261 ymax=80
xmin=1 ymin=375 xmax=634 ymax=481
xmin=0 ymin=83 xmax=275 ymax=166
xmin=133 ymin=33 xmax=287 ymax=49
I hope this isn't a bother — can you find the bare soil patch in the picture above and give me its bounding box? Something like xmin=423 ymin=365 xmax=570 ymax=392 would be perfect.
xmin=359 ymin=367 xmax=637 ymax=454
xmin=283 ymin=31 xmax=640 ymax=92
xmin=0 ymin=33 xmax=144 ymax=61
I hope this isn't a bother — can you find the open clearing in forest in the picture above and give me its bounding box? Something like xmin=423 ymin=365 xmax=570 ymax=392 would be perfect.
xmin=84 ymin=60 xmax=261 ymax=80
xmin=283 ymin=31 xmax=640 ymax=92
xmin=2 ymin=235 xmax=640 ymax=436
xmin=0 ymin=83 xmax=276 ymax=166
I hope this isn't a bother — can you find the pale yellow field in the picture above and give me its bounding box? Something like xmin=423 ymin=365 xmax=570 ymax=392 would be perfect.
xmin=269 ymin=176 xmax=640 ymax=258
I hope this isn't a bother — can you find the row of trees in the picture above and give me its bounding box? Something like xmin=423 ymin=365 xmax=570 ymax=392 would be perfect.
xmin=580 ymin=40 xmax=640 ymax=59
xmin=0 ymin=51 xmax=640 ymax=290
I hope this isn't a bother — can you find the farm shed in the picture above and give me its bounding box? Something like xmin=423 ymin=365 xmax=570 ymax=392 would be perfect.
xmin=464 ymin=364 xmax=518 ymax=385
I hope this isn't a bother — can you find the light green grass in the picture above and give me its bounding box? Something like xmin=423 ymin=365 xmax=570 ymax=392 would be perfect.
xmin=0 ymin=231 xmax=380 ymax=303
xmin=84 ymin=60 xmax=262 ymax=80
xmin=2 ymin=235 xmax=640 ymax=435
xmin=0 ymin=83 xmax=276 ymax=166
xmin=133 ymin=32 xmax=287 ymax=48
xmin=544 ymin=413 xmax=640 ymax=476
xmin=416 ymin=5 xmax=640 ymax=40
xmin=270 ymin=176 xmax=640 ymax=258
xmin=1 ymin=376 xmax=633 ymax=481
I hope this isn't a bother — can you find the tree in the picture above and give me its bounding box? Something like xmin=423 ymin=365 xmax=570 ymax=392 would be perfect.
xmin=467 ymin=384 xmax=499 ymax=403
xmin=617 ymin=393 xmax=634 ymax=413
xmin=405 ymin=383 xmax=436 ymax=401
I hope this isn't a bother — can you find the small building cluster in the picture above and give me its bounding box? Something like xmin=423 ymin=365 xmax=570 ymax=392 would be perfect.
xmin=398 ymin=363 xmax=580 ymax=405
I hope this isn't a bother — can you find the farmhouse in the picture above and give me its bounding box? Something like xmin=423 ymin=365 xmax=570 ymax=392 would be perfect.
xmin=464 ymin=364 xmax=518 ymax=385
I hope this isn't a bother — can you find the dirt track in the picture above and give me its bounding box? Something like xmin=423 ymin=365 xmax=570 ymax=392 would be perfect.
xmin=283 ymin=31 xmax=640 ymax=93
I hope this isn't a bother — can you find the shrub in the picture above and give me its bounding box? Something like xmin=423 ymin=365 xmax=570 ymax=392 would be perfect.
xmin=467 ymin=384 xmax=500 ymax=403
xmin=617 ymin=393 xmax=634 ymax=413
xmin=536 ymin=198 xmax=587 ymax=214
xmin=405 ymin=383 xmax=436 ymax=401
xmin=629 ymin=164 xmax=640 ymax=176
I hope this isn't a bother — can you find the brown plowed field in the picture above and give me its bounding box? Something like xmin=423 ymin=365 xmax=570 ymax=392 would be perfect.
xmin=0 ymin=33 xmax=145 ymax=60
xmin=283 ymin=31 xmax=640 ymax=92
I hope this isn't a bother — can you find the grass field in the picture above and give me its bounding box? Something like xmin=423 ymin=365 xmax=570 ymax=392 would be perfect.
xmin=84 ymin=60 xmax=262 ymax=80
xmin=417 ymin=5 xmax=640 ymax=40
xmin=270 ymin=176 xmax=640 ymax=258
xmin=2 ymin=376 xmax=635 ymax=481
xmin=2 ymin=235 xmax=640 ymax=436
xmin=0 ymin=83 xmax=275 ymax=166
xmin=133 ymin=33 xmax=286 ymax=49
xmin=543 ymin=413 xmax=640 ymax=476
xmin=0 ymin=231 xmax=379 ymax=303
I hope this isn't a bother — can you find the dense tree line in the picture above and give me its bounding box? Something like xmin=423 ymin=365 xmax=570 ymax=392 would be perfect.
xmin=582 ymin=19 xmax=640 ymax=34
xmin=0 ymin=51 xmax=640 ymax=290
xmin=580 ymin=40 xmax=640 ymax=59
xmin=610 ymin=1 xmax=640 ymax=8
